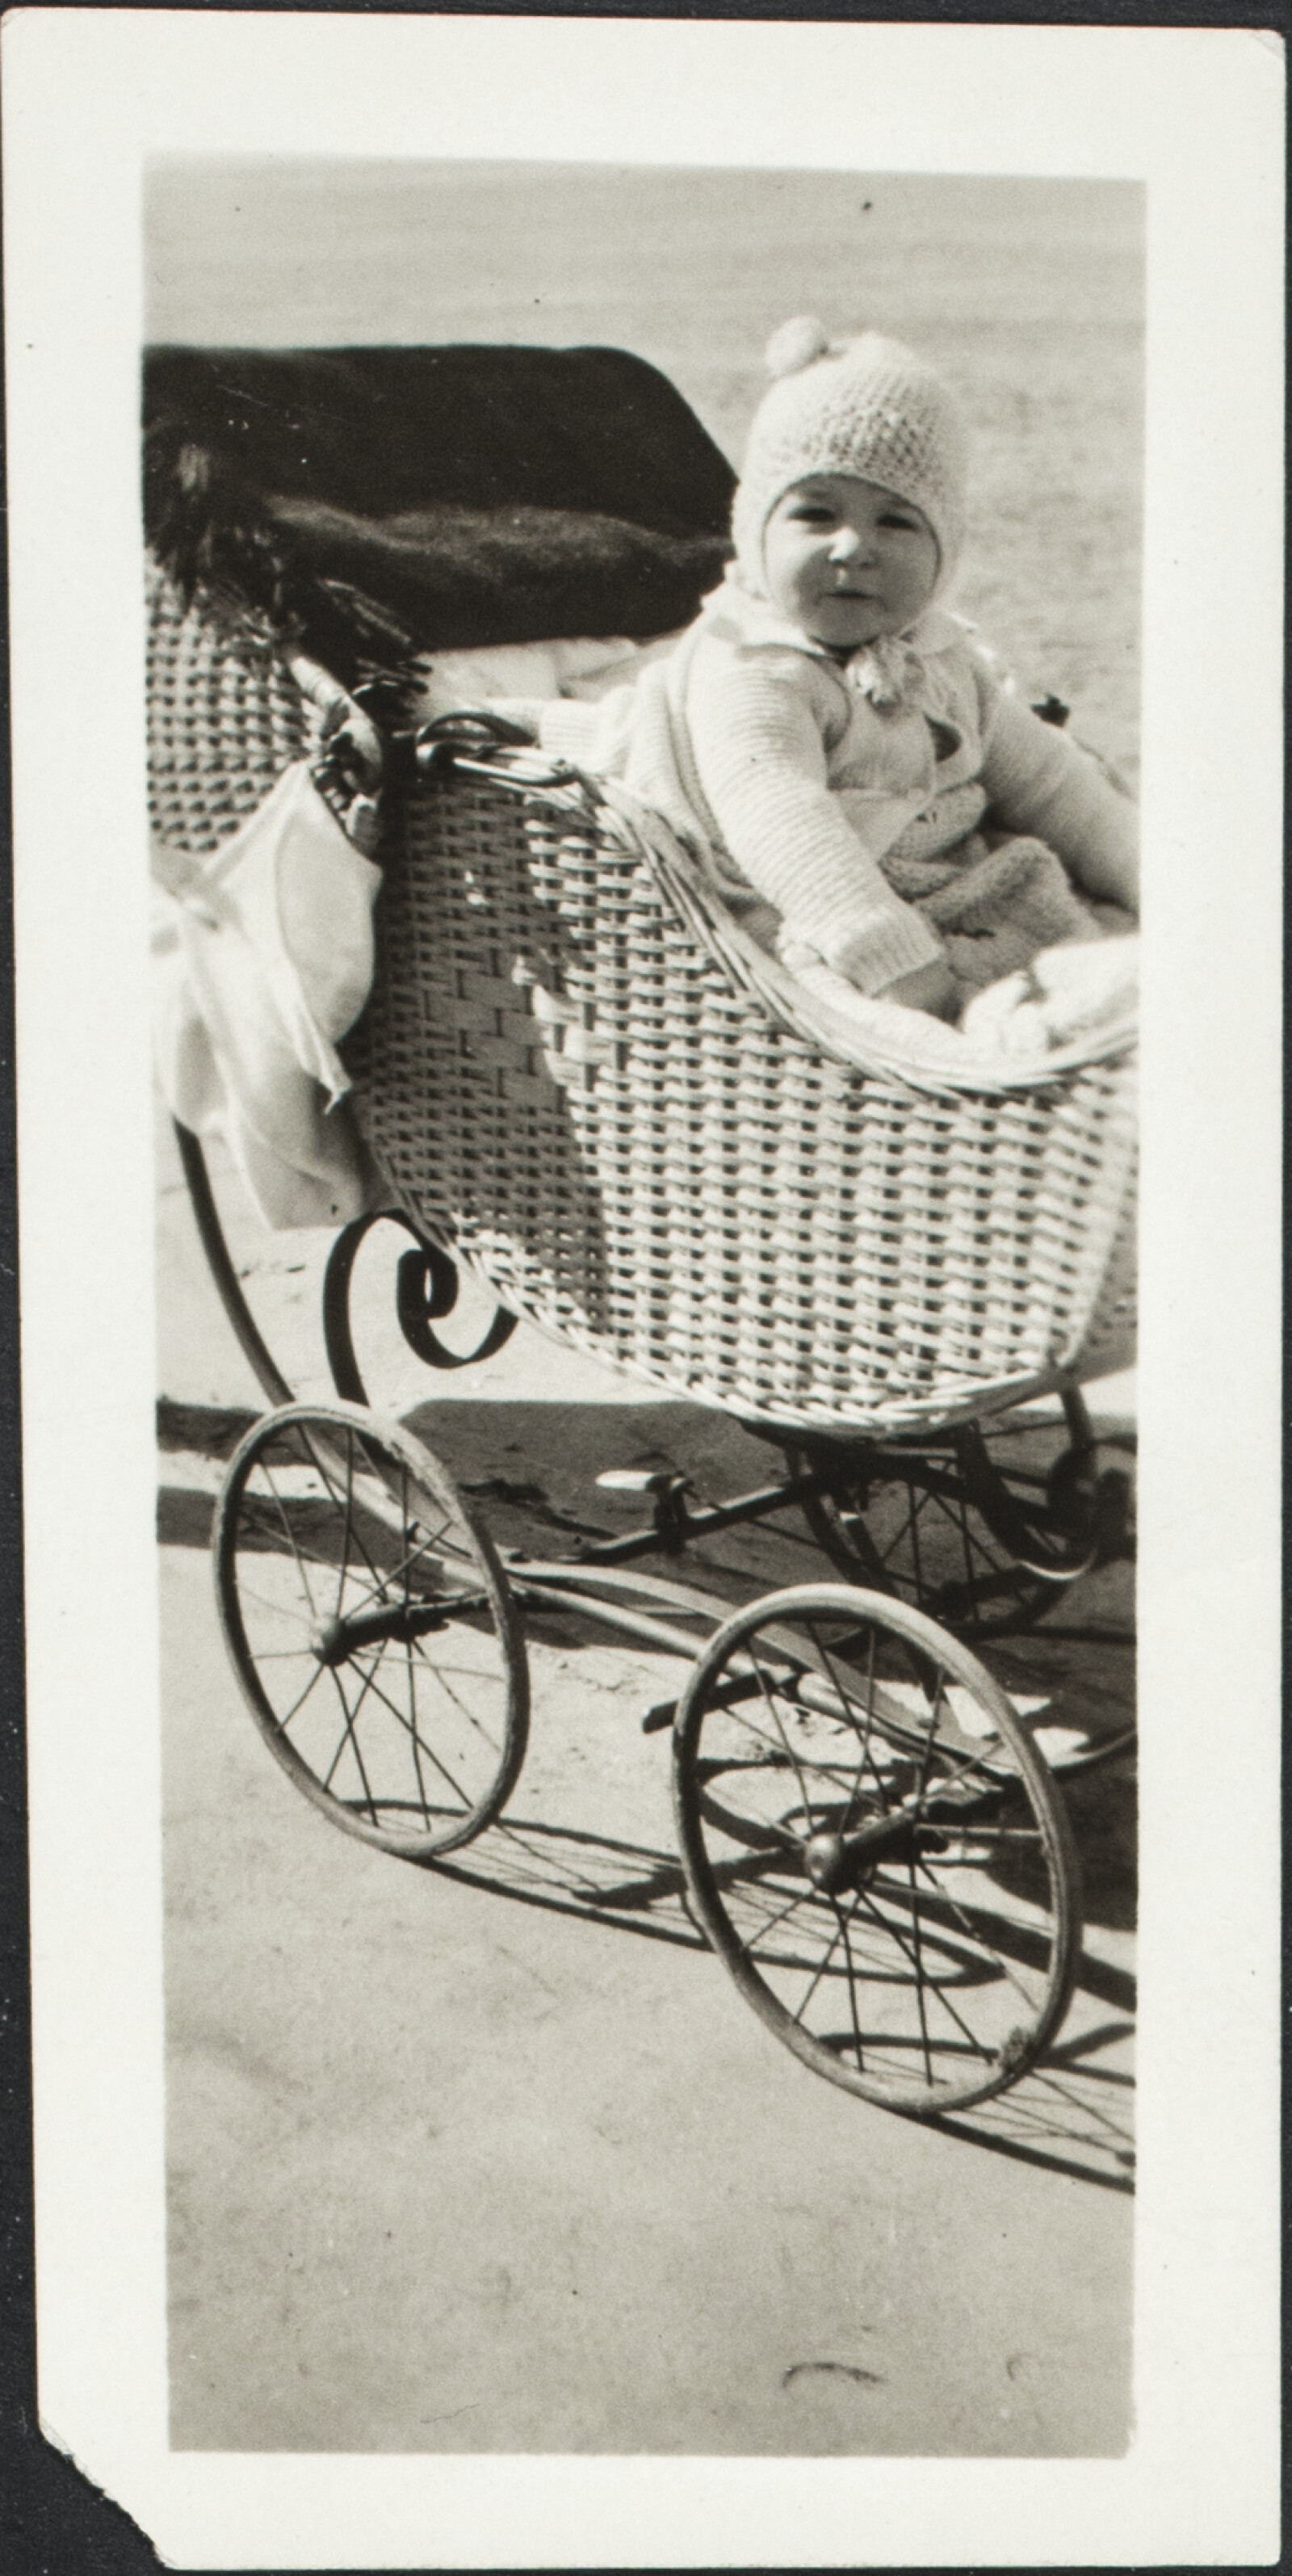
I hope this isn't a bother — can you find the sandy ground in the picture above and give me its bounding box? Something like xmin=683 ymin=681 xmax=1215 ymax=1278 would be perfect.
xmin=150 ymin=165 xmax=1140 ymax=2460
xmin=157 ymin=1117 xmax=1136 ymax=2458
xmin=146 ymin=165 xmax=1143 ymax=780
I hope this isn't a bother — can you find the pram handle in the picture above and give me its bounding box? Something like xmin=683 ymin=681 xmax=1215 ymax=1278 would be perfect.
xmin=412 ymin=710 xmax=578 ymax=796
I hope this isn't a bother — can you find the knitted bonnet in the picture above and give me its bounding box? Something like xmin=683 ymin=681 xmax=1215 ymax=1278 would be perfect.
xmin=732 ymin=317 xmax=970 ymax=603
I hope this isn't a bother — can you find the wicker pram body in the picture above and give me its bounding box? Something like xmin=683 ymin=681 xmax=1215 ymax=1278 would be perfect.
xmin=148 ymin=562 xmax=1137 ymax=1438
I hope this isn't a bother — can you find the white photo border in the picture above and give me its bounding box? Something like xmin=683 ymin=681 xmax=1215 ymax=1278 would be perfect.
xmin=3 ymin=11 xmax=1283 ymax=2567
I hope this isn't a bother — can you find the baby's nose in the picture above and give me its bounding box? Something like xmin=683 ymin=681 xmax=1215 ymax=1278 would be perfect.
xmin=828 ymin=525 xmax=868 ymax=561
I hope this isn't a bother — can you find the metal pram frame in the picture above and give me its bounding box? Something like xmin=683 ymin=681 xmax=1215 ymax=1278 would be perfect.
xmin=152 ymin=556 xmax=1137 ymax=2123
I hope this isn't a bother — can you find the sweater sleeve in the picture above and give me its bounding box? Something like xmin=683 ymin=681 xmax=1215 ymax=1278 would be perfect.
xmin=979 ymin=686 xmax=1139 ymax=914
xmin=685 ymin=645 xmax=942 ymax=994
xmin=481 ymin=694 xmax=612 ymax=767
xmin=524 ymin=685 xmax=641 ymax=778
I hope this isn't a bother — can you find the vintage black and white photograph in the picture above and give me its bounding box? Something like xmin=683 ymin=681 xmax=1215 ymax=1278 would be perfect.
xmin=147 ymin=153 xmax=1143 ymax=2459
xmin=5 ymin=13 xmax=1282 ymax=2568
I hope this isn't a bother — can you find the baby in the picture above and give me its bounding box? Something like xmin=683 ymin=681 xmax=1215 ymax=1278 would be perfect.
xmin=499 ymin=317 xmax=1139 ymax=1020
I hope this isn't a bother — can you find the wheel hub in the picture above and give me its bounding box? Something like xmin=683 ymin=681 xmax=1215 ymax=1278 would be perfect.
xmin=310 ymin=1616 xmax=350 ymax=1666
xmin=803 ymin=1813 xmax=923 ymax=1893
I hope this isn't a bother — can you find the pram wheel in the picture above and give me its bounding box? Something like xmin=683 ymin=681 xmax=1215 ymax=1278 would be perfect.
xmin=214 ymin=1401 xmax=529 ymax=1859
xmin=791 ymin=1414 xmax=1104 ymax=1642
xmin=672 ymin=1584 xmax=1080 ymax=2116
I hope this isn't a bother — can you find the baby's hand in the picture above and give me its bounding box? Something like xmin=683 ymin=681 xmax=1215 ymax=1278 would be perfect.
xmin=880 ymin=960 xmax=960 ymax=1021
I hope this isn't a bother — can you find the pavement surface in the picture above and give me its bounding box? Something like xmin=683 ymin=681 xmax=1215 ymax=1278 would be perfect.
xmin=157 ymin=1112 xmax=1136 ymax=2457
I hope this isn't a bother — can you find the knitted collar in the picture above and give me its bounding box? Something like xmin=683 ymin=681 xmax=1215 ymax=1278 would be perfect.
xmin=702 ymin=570 xmax=965 ymax=701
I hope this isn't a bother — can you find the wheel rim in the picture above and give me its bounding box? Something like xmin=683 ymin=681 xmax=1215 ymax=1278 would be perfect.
xmin=795 ymin=1422 xmax=1099 ymax=1642
xmin=673 ymin=1585 xmax=1080 ymax=2116
xmin=214 ymin=1401 xmax=529 ymax=1859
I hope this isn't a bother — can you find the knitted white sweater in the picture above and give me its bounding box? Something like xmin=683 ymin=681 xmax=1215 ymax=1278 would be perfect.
xmin=532 ymin=578 xmax=1139 ymax=997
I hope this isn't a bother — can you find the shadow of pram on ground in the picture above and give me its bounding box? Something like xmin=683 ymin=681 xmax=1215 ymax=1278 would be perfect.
xmin=427 ymin=1801 xmax=1137 ymax=2197
xmin=157 ymin=1390 xmax=1135 ymax=2193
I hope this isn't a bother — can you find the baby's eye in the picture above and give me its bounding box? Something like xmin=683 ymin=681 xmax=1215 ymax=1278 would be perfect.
xmin=789 ymin=502 xmax=833 ymax=525
xmin=879 ymin=511 xmax=921 ymax=534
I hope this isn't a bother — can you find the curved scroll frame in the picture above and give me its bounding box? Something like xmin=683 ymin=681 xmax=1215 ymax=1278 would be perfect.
xmin=174 ymin=1120 xmax=516 ymax=1414
xmin=321 ymin=1208 xmax=517 ymax=1408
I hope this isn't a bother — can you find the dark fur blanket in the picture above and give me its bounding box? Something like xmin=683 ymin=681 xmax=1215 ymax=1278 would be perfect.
xmin=144 ymin=344 xmax=736 ymax=687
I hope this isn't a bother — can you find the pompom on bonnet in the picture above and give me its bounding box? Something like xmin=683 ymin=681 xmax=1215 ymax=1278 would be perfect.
xmin=732 ymin=317 xmax=970 ymax=606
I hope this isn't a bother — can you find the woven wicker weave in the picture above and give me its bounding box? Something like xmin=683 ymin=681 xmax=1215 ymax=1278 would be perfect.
xmin=147 ymin=562 xmax=317 ymax=851
xmin=148 ymin=559 xmax=1136 ymax=1435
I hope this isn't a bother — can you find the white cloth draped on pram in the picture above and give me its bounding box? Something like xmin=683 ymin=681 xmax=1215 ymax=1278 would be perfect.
xmin=151 ymin=762 xmax=384 ymax=1228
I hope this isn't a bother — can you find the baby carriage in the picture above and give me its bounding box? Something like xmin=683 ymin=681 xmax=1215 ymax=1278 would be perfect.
xmin=148 ymin=343 xmax=1137 ymax=2123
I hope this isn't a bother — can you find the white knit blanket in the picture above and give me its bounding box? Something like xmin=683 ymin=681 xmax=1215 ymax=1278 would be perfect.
xmin=595 ymin=775 xmax=1138 ymax=1090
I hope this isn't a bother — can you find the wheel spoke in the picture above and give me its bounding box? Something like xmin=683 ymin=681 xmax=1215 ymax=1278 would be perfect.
xmin=789 ymin=1906 xmax=849 ymax=2024
xmin=320 ymin=1645 xmax=385 ymax=1790
xmin=749 ymin=1651 xmax=819 ymax=1822
xmin=708 ymin=1691 xmax=800 ymax=1771
xmin=406 ymin=1641 xmax=502 ymax=1757
xmin=1023 ymin=2064 xmax=1134 ymax=2137
xmin=405 ymin=1636 xmax=431 ymax=1826
xmin=216 ymin=1406 xmax=527 ymax=1860
xmin=673 ymin=1583 xmax=1077 ymax=2116
xmin=848 ymin=1622 xmax=887 ymax=1822
xmin=734 ymin=1874 xmax=824 ymax=1951
xmin=833 ymin=1895 xmax=867 ymax=2070
xmin=234 ymin=1507 xmax=348 ymax=1589
xmin=907 ymin=1855 xmax=934 ymax=2086
xmin=335 ymin=1427 xmax=357 ymax=1619
xmin=853 ymin=1877 xmax=996 ymax=2065
xmin=258 ymin=1463 xmax=320 ymax=1617
xmin=291 ymin=1422 xmax=464 ymax=1616
xmin=336 ymin=1511 xmax=464 ymax=1620
xmin=295 ymin=1423 xmax=388 ymax=1598
xmin=800 ymin=1427 xmax=1099 ymax=1643
xmin=234 ymin=1578 xmax=314 ymax=1630
xmin=348 ymin=1657 xmax=476 ymax=1813
xmin=326 ymin=1665 xmax=381 ymax=1822
xmin=908 ymin=1665 xmax=946 ymax=1803
xmin=274 ymin=1658 xmax=329 ymax=1732
xmin=912 ymin=1851 xmax=1051 ymax=2017
xmin=805 ymin=1618 xmax=890 ymax=1828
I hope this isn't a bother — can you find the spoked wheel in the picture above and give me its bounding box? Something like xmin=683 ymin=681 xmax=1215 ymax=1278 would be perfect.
xmin=214 ymin=1401 xmax=529 ymax=1859
xmin=790 ymin=1406 xmax=1114 ymax=1643
xmin=673 ymin=1584 xmax=1081 ymax=2116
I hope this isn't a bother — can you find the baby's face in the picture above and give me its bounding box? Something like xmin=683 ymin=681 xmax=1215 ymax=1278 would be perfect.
xmin=762 ymin=474 xmax=939 ymax=649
